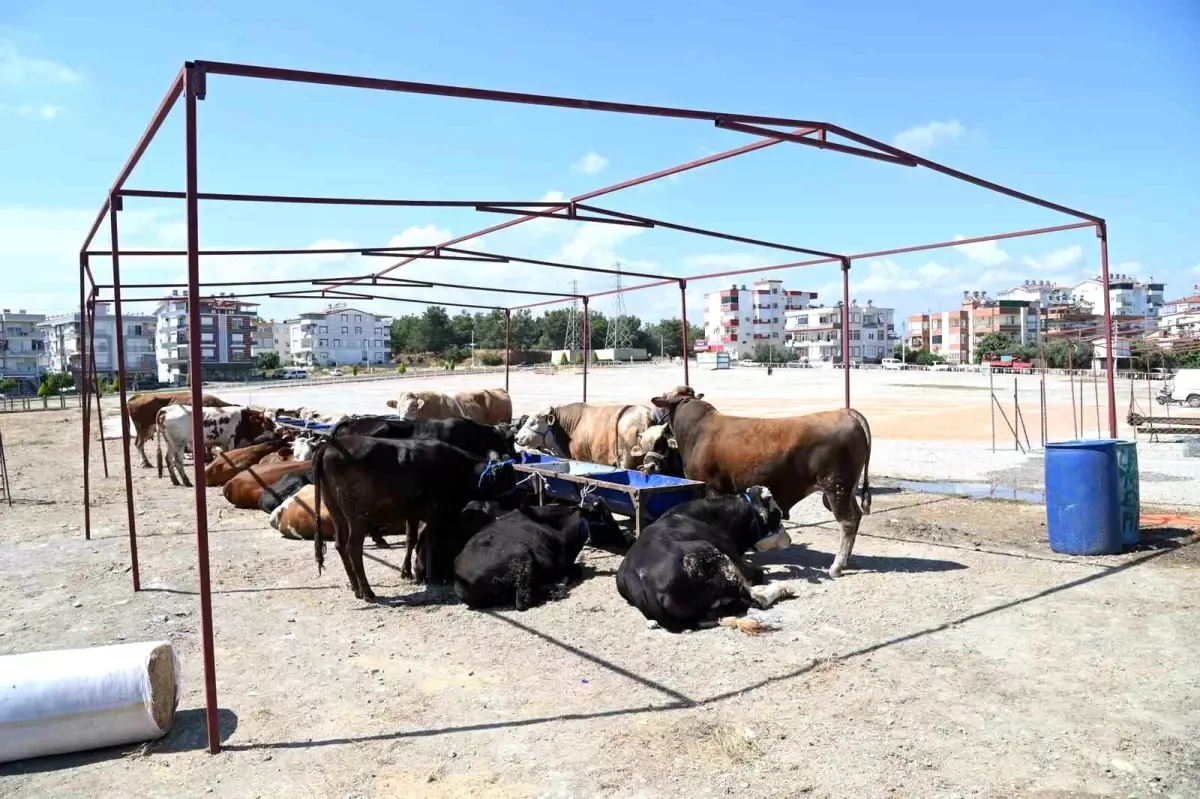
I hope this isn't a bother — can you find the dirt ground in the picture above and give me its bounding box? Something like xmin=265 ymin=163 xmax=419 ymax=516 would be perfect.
xmin=2 ymin=407 xmax=1199 ymax=799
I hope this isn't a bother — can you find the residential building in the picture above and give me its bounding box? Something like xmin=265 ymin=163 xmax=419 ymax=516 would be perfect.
xmin=38 ymin=304 xmax=157 ymax=385
xmin=289 ymin=304 xmax=391 ymax=367
xmin=702 ymin=279 xmax=818 ymax=359
xmin=783 ymin=299 xmax=895 ymax=364
xmin=274 ymin=321 xmax=295 ymax=364
xmin=0 ymin=309 xmax=47 ymax=391
xmin=908 ymin=292 xmax=1038 ymax=364
xmin=153 ymin=291 xmax=260 ymax=384
xmin=251 ymin=319 xmax=276 ymax=359
xmin=1149 ymin=287 xmax=1200 ymax=351
xmin=1001 ymin=275 xmax=1165 ymax=323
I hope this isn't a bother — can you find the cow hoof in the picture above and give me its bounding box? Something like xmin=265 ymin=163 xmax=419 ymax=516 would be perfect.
xmin=372 ymin=537 xmax=390 ymax=549
xmin=828 ymin=563 xmax=844 ymax=579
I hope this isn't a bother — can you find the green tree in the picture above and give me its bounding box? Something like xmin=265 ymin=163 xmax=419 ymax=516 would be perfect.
xmin=37 ymin=381 xmax=51 ymax=398
xmin=389 ymin=314 xmax=420 ymax=352
xmin=1178 ymin=349 xmax=1200 ymax=369
xmin=913 ymin=350 xmax=945 ymax=366
xmin=559 ymin=352 xmax=569 ymax=366
xmin=590 ymin=350 xmax=599 ymax=363
xmin=974 ymin=333 xmax=1018 ymax=363
xmin=893 ymin=343 xmax=919 ymax=364
xmin=0 ymin=377 xmax=17 ymax=394
xmin=752 ymin=343 xmax=797 ymax=363
xmin=255 ymin=351 xmax=281 ymax=371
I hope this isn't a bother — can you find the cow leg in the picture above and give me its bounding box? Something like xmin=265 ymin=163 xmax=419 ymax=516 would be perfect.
xmin=136 ymin=432 xmax=153 ymax=468
xmin=333 ymin=521 xmax=361 ymax=598
xmin=401 ymin=518 xmax=418 ymax=579
xmin=372 ymin=533 xmax=390 ymax=549
xmin=826 ymin=488 xmax=863 ymax=579
xmin=349 ymin=523 xmax=376 ymax=602
xmin=512 ymin=552 xmax=535 ymax=611
xmin=174 ymin=448 xmax=192 ymax=488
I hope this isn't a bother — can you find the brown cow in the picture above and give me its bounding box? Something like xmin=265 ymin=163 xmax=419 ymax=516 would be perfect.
xmin=268 ymin=484 xmax=333 ymax=540
xmin=650 ymin=394 xmax=872 ymax=578
xmin=257 ymin=447 xmax=295 ymax=466
xmin=386 ymin=388 xmax=511 ymax=425
xmin=222 ymin=460 xmax=312 ymax=510
xmin=203 ymin=439 xmax=287 ymax=487
xmin=127 ymin=391 xmax=233 ymax=468
xmin=514 ymin=403 xmax=656 ymax=469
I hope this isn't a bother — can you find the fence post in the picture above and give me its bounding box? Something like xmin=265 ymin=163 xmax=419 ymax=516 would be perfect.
xmin=989 ymin=369 xmax=996 ymax=453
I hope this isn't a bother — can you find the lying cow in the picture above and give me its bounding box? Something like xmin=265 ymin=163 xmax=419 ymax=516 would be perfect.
xmin=615 ymin=487 xmax=789 ymax=633
xmin=127 ymin=391 xmax=233 ymax=468
xmin=650 ymin=394 xmax=871 ymax=578
xmin=269 ymin=484 xmax=333 ymax=541
xmin=156 ymin=405 xmax=275 ymax=487
xmin=386 ymin=387 xmax=512 ymax=425
xmin=222 ymin=460 xmax=312 ymax=510
xmin=514 ymin=403 xmax=656 ymax=469
xmin=259 ymin=471 xmax=312 ymax=514
xmin=203 ymin=438 xmax=288 ymax=487
xmin=453 ymin=496 xmax=617 ymax=610
xmin=314 ymin=436 xmax=517 ymax=600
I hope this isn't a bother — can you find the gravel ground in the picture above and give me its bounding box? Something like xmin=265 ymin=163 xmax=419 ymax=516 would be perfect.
xmin=2 ymin=406 xmax=1200 ymax=798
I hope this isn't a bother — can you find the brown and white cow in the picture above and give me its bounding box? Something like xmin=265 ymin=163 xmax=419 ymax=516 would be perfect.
xmin=268 ymin=484 xmax=333 ymax=540
xmin=155 ymin=405 xmax=276 ymax=487
xmin=514 ymin=403 xmax=657 ymax=469
xmin=127 ymin=391 xmax=233 ymax=468
xmin=203 ymin=438 xmax=288 ymax=487
xmin=650 ymin=394 xmax=872 ymax=578
xmin=222 ymin=460 xmax=312 ymax=510
xmin=386 ymin=388 xmax=511 ymax=425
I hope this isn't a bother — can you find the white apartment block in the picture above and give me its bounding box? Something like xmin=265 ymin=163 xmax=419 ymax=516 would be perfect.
xmin=289 ymin=304 xmax=391 ymax=367
xmin=1001 ymin=275 xmax=1165 ymax=324
xmin=785 ymin=300 xmax=896 ymax=364
xmin=1154 ymin=289 xmax=1200 ymax=345
xmin=273 ymin=321 xmax=294 ymax=364
xmin=154 ymin=292 xmax=259 ymax=384
xmin=701 ymin=279 xmax=818 ymax=360
xmin=39 ymin=303 xmax=157 ymax=383
xmin=0 ymin=309 xmax=47 ymax=390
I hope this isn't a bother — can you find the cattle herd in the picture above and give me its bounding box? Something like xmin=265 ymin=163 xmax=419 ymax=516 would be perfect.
xmin=126 ymin=384 xmax=873 ymax=632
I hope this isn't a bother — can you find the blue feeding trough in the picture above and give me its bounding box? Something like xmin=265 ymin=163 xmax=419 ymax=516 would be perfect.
xmin=1045 ymin=439 xmax=1140 ymax=555
xmin=515 ymin=452 xmax=706 ymax=535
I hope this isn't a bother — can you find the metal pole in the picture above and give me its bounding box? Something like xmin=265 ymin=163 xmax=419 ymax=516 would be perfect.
xmin=1097 ymin=222 xmax=1117 ymax=437
xmin=1040 ymin=375 xmax=1046 ymax=447
xmin=841 ymin=259 xmax=851 ymax=408
xmin=503 ymin=309 xmax=511 ymax=393
xmin=989 ymin=369 xmax=996 ymax=453
xmin=1013 ymin=378 xmax=1019 ymax=451
xmin=79 ymin=256 xmax=92 ymax=540
xmin=109 ymin=199 xmax=141 ymax=592
xmin=1094 ymin=370 xmax=1102 ymax=439
xmin=87 ymin=297 xmax=109 ymax=478
xmin=1068 ymin=345 xmax=1078 ymax=438
xmin=581 ymin=296 xmax=589 ymax=403
xmin=679 ymin=280 xmax=690 ymax=386
xmin=184 ymin=63 xmax=221 ymax=756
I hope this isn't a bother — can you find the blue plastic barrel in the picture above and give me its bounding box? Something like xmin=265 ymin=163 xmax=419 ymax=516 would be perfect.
xmin=1044 ymin=440 xmax=1140 ymax=555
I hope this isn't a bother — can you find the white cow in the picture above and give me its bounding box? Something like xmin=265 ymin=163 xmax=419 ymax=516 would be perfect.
xmin=155 ymin=405 xmax=275 ymax=487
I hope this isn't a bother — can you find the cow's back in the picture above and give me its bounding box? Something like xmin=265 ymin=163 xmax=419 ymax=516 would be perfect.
xmin=468 ymin=389 xmax=512 ymax=426
xmin=223 ymin=460 xmax=312 ymax=509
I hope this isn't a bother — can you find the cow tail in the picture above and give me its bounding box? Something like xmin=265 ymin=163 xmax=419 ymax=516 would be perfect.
xmin=847 ymin=408 xmax=872 ymax=515
xmin=313 ymin=438 xmax=327 ymax=573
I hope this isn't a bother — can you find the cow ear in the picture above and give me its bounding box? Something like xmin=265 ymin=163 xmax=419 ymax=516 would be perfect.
xmin=667 ymin=438 xmax=678 ymax=449
xmin=386 ymin=399 xmax=398 ymax=408
xmin=546 ymin=414 xmax=556 ymax=426
xmin=416 ymin=398 xmax=426 ymax=409
xmin=651 ymin=396 xmax=668 ymax=408
xmin=629 ymin=445 xmax=645 ymax=457
xmin=486 ymin=450 xmax=500 ymax=462
xmin=695 ymin=393 xmax=705 ymax=400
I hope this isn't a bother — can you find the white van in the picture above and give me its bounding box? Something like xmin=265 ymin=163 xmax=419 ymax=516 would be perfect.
xmin=1166 ymin=369 xmax=1200 ymax=408
xmin=881 ymin=358 xmax=905 ymax=371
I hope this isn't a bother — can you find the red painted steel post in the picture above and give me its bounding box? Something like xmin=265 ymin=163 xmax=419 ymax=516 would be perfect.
xmin=679 ymin=280 xmax=690 ymax=386
xmin=79 ymin=255 xmax=92 ymax=540
xmin=109 ymin=200 xmax=141 ymax=591
xmin=841 ymin=259 xmax=852 ymax=408
xmin=184 ymin=63 xmax=221 ymax=756
xmin=503 ymin=309 xmax=511 ymax=393
xmin=1097 ymin=223 xmax=1117 ymax=437
xmin=87 ymin=298 xmax=109 ymax=478
xmin=581 ymin=297 xmax=589 ymax=402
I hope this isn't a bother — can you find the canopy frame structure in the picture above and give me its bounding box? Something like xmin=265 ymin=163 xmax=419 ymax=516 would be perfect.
xmin=79 ymin=59 xmax=1112 ymax=755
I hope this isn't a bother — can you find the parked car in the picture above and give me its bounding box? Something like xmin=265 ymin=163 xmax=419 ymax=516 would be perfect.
xmin=930 ymin=363 xmax=952 ymax=372
xmin=881 ymin=358 xmax=905 ymax=371
xmin=328 ymin=368 xmax=343 ymax=377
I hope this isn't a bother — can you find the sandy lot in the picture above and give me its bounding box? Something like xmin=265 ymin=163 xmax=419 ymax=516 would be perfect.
xmin=2 ymin=398 xmax=1199 ymax=798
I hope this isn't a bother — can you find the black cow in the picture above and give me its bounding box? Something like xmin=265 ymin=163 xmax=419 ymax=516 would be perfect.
xmin=328 ymin=415 xmax=517 ymax=575
xmin=259 ymin=471 xmax=312 ymax=514
xmin=615 ymin=487 xmax=789 ymax=633
xmin=452 ymin=496 xmax=618 ymax=610
xmin=314 ymin=435 xmax=516 ymax=601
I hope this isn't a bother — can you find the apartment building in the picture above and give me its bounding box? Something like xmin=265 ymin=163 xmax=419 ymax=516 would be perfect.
xmin=251 ymin=319 xmax=276 ymax=359
xmin=0 ymin=309 xmax=46 ymax=392
xmin=908 ymin=292 xmax=1037 ymax=364
xmin=39 ymin=303 xmax=157 ymax=385
xmin=701 ymin=279 xmax=818 ymax=359
xmin=1000 ymin=275 xmax=1164 ymax=333
xmin=154 ymin=292 xmax=259 ymax=384
xmin=783 ymin=300 xmax=896 ymax=364
xmin=1149 ymin=287 xmax=1200 ymax=351
xmin=289 ymin=304 xmax=391 ymax=367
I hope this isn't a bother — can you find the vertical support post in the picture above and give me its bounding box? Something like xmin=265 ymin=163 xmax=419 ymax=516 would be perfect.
xmin=109 ymin=197 xmax=141 ymax=592
xmin=503 ymin=309 xmax=511 ymax=393
xmin=989 ymin=370 xmax=996 ymax=453
xmin=184 ymin=63 xmax=220 ymax=756
xmin=841 ymin=258 xmax=852 ymax=408
xmin=678 ymin=280 xmax=690 ymax=387
xmin=1068 ymin=345 xmax=1078 ymax=438
xmin=581 ymin=297 xmax=590 ymax=403
xmin=1013 ymin=378 xmax=1019 ymax=451
xmin=79 ymin=255 xmax=91 ymax=541
xmin=1094 ymin=372 xmax=1101 ymax=439
xmin=1097 ymin=222 xmax=1117 ymax=437
xmin=1040 ymin=375 xmax=1046 ymax=448
xmin=87 ymin=297 xmax=109 ymax=478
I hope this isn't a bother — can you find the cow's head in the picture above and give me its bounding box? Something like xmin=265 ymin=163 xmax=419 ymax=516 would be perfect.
xmin=475 ymin=453 xmax=518 ymax=498
xmin=514 ymin=408 xmax=568 ymax=456
xmin=661 ymin=385 xmax=704 ymax=401
xmin=632 ymin=424 xmax=678 ymax=474
xmin=291 ymin=436 xmax=317 ymax=463
xmin=387 ymin=393 xmax=425 ymax=419
xmin=744 ymin=486 xmax=789 ymax=551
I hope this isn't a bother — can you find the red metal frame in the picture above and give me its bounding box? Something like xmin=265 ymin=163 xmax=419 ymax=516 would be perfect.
xmin=80 ymin=59 xmax=1111 ymax=755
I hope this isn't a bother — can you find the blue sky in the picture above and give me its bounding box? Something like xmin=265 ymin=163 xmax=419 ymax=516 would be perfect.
xmin=2 ymin=0 xmax=1198 ymax=330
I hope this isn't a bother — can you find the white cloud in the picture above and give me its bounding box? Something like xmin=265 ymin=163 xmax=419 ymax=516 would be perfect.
xmin=1191 ymin=264 xmax=1200 ymax=274
xmin=954 ymin=234 xmax=1008 ymax=266
xmin=0 ymin=42 xmax=82 ymax=86
xmin=387 ymin=224 xmax=453 ymax=250
xmin=892 ymin=120 xmax=966 ymax=154
xmin=1022 ymin=245 xmax=1083 ymax=272
xmin=1 ymin=103 xmax=64 ymax=119
xmin=560 ymin=221 xmax=645 ymax=268
xmin=1110 ymin=260 xmax=1141 ymax=277
xmin=850 ymin=258 xmax=962 ymax=294
xmin=572 ymin=151 xmax=608 ymax=175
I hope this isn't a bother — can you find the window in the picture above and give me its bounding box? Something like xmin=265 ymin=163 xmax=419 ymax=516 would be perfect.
xmin=201 ymin=347 xmax=215 ymax=358
xmin=849 ymin=330 xmax=861 ymax=341
xmin=320 ymin=352 xmax=329 ymax=361
xmin=201 ymin=332 xmax=214 ymax=343
xmin=333 ymin=339 xmax=341 ymax=347
xmin=795 ymin=315 xmax=808 ymax=325
xmin=355 ymin=327 xmax=362 ymax=335
xmin=319 ymin=339 xmax=327 ymax=347
xmin=932 ymin=335 xmax=943 ymax=344
xmin=375 ymin=327 xmax=382 ymax=335
xmin=355 ymin=315 xmax=361 ymax=322
xmin=341 ymin=326 xmax=349 ymax=334
xmin=200 ymin=315 xmax=214 ymax=326
xmin=341 ymin=314 xmax=348 ymax=322
xmin=374 ymin=339 xmax=382 ymax=348
xmin=320 ymin=326 xmax=328 ymax=334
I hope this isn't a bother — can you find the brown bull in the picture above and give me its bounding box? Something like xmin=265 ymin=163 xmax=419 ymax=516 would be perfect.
xmin=127 ymin=391 xmax=233 ymax=468
xmin=222 ymin=460 xmax=312 ymax=510
xmin=203 ymin=439 xmax=287 ymax=487
xmin=386 ymin=388 xmax=511 ymax=425
xmin=514 ymin=403 xmax=656 ymax=468
xmin=650 ymin=394 xmax=872 ymax=578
